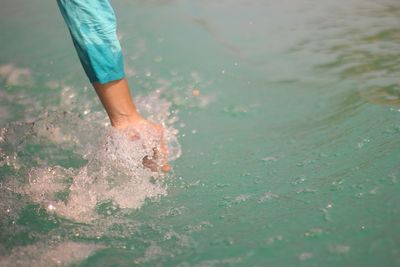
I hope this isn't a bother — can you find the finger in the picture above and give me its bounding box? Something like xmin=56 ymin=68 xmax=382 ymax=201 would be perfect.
xmin=161 ymin=163 xmax=171 ymax=172
xmin=142 ymin=155 xmax=158 ymax=172
xmin=152 ymin=147 xmax=160 ymax=160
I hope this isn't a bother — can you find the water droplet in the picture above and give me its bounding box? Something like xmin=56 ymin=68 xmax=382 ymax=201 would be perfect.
xmin=291 ymin=176 xmax=306 ymax=185
xmin=329 ymin=244 xmax=350 ymax=254
xmin=298 ymin=252 xmax=313 ymax=261
xmin=266 ymin=235 xmax=283 ymax=245
xmin=258 ymin=192 xmax=279 ymax=203
xmin=304 ymin=228 xmax=323 ymax=238
xmin=261 ymin=156 xmax=278 ymax=162
xmin=192 ymin=89 xmax=200 ymax=97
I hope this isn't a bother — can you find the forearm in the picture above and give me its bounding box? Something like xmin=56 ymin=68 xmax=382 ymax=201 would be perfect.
xmin=57 ymin=0 xmax=170 ymax=171
xmin=93 ymin=78 xmax=142 ymax=128
xmin=57 ymin=0 xmax=140 ymax=127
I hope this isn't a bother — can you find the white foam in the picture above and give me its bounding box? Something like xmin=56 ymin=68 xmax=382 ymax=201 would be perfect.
xmin=0 ymin=64 xmax=34 ymax=87
xmin=0 ymin=241 xmax=103 ymax=267
xmin=1 ymin=88 xmax=181 ymax=223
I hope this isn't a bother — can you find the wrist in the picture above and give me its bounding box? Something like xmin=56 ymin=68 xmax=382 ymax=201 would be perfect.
xmin=109 ymin=110 xmax=144 ymax=129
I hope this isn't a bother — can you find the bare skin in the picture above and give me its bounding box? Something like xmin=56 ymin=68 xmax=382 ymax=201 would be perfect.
xmin=93 ymin=78 xmax=171 ymax=172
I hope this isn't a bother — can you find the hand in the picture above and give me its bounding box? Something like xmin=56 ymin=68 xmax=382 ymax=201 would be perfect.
xmin=122 ymin=116 xmax=171 ymax=173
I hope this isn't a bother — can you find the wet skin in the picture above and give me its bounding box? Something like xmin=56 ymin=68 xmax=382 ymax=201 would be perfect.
xmin=93 ymin=78 xmax=170 ymax=172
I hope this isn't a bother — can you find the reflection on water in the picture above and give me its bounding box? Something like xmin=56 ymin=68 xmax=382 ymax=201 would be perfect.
xmin=360 ymin=83 xmax=400 ymax=105
xmin=310 ymin=5 xmax=400 ymax=105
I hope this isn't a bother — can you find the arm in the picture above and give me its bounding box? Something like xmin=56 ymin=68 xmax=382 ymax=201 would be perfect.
xmin=93 ymin=78 xmax=141 ymax=129
xmin=56 ymin=0 xmax=145 ymax=128
xmin=57 ymin=0 xmax=170 ymax=171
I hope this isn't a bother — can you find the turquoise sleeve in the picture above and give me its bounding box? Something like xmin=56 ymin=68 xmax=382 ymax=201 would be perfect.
xmin=57 ymin=0 xmax=125 ymax=84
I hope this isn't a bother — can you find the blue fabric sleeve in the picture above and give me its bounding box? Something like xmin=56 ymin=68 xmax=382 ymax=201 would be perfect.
xmin=57 ymin=0 xmax=125 ymax=84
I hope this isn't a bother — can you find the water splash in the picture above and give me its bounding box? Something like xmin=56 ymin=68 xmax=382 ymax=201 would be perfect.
xmin=0 ymin=89 xmax=181 ymax=223
xmin=0 ymin=64 xmax=34 ymax=87
xmin=0 ymin=241 xmax=103 ymax=267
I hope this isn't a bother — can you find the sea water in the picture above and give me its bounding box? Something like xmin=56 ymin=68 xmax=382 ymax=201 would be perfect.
xmin=1 ymin=0 xmax=400 ymax=266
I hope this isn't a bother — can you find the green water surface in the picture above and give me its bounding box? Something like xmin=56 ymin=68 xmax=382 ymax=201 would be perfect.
xmin=1 ymin=0 xmax=400 ymax=266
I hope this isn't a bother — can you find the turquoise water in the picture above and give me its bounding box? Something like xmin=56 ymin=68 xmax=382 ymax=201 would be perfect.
xmin=1 ymin=0 xmax=400 ymax=266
